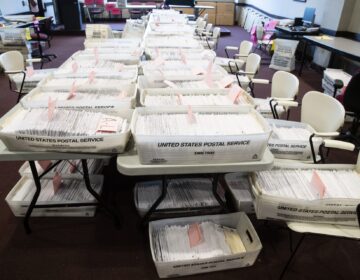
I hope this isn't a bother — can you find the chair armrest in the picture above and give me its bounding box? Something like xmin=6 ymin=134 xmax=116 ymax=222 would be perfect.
xmin=237 ymin=71 xmax=256 ymax=76
xmin=5 ymin=70 xmax=25 ymax=75
xmin=275 ymin=100 xmax=299 ymax=108
xmin=234 ymin=54 xmax=249 ymax=58
xmin=313 ymin=132 xmax=340 ymax=137
xmin=225 ymin=46 xmax=239 ymax=51
xmin=323 ymin=139 xmax=355 ymax=151
xmin=26 ymin=58 xmax=42 ymax=63
xmin=251 ymin=78 xmax=270 ymax=84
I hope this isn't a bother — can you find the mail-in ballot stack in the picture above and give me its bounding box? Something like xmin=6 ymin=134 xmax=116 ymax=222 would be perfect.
xmin=267 ymin=119 xmax=322 ymax=161
xmin=132 ymin=106 xmax=271 ymax=164
xmin=251 ymin=166 xmax=360 ymax=226
xmin=149 ymin=213 xmax=262 ymax=278
xmin=322 ymin=68 xmax=352 ymax=96
xmin=134 ymin=178 xmax=225 ymax=216
xmin=122 ymin=19 xmax=147 ymax=38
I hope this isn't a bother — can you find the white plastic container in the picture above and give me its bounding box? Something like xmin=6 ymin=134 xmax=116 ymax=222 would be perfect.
xmin=267 ymin=119 xmax=322 ymax=161
xmin=224 ymin=172 xmax=255 ymax=213
xmin=132 ymin=106 xmax=271 ymax=164
xmin=0 ymin=106 xmax=133 ymax=153
xmin=84 ymin=38 xmax=141 ymax=49
xmin=140 ymin=88 xmax=255 ymax=107
xmin=149 ymin=212 xmax=262 ymax=278
xmin=6 ymin=175 xmax=103 ymax=217
xmin=250 ymin=162 xmax=360 ymax=226
xmin=21 ymin=83 xmax=137 ymax=110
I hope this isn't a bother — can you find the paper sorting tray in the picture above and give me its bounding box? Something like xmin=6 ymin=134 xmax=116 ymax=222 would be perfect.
xmin=21 ymin=83 xmax=137 ymax=109
xmin=250 ymin=162 xmax=360 ymax=226
xmin=131 ymin=106 xmax=271 ymax=165
xmin=0 ymin=106 xmax=133 ymax=153
xmin=142 ymin=61 xmax=228 ymax=82
xmin=69 ymin=51 xmax=142 ymax=65
xmin=145 ymin=48 xmax=216 ymax=61
xmin=84 ymin=38 xmax=141 ymax=48
xmin=144 ymin=36 xmax=203 ymax=49
xmin=149 ymin=212 xmax=262 ymax=278
xmin=6 ymin=175 xmax=103 ymax=217
xmin=140 ymin=88 xmax=255 ymax=107
xmin=267 ymin=119 xmax=322 ymax=161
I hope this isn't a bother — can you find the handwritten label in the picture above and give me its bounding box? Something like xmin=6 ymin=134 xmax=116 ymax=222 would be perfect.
xmin=96 ymin=117 xmax=119 ymax=133
xmin=310 ymin=170 xmax=326 ymax=199
xmin=188 ymin=223 xmax=204 ymax=247
xmin=52 ymin=172 xmax=63 ymax=194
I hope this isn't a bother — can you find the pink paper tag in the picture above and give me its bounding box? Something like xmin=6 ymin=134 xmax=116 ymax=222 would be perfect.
xmin=164 ymin=80 xmax=178 ymax=88
xmin=191 ymin=67 xmax=206 ymax=75
xmin=96 ymin=117 xmax=119 ymax=133
xmin=179 ymin=49 xmax=187 ymax=65
xmin=48 ymin=97 xmax=56 ymax=121
xmin=219 ymin=76 xmax=234 ymax=88
xmin=26 ymin=66 xmax=35 ymax=78
xmin=176 ymin=93 xmax=183 ymax=105
xmin=155 ymin=47 xmax=160 ymax=58
xmin=69 ymin=160 xmax=78 ymax=173
xmin=310 ymin=171 xmax=326 ymax=199
xmin=187 ymin=105 xmax=196 ymax=124
xmin=72 ymin=62 xmax=78 ymax=74
xmin=67 ymin=81 xmax=77 ymax=100
xmin=88 ymin=70 xmax=96 ymax=84
xmin=52 ymin=172 xmax=63 ymax=194
xmin=38 ymin=160 xmax=51 ymax=170
xmin=228 ymin=84 xmax=242 ymax=104
xmin=117 ymin=63 xmax=125 ymax=72
xmin=118 ymin=91 xmax=127 ymax=99
xmin=188 ymin=223 xmax=204 ymax=248
xmin=152 ymin=56 xmax=165 ymax=67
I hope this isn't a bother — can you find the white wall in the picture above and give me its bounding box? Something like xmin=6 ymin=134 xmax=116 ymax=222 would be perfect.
xmin=0 ymin=0 xmax=30 ymax=15
xmin=241 ymin=0 xmax=346 ymax=31
xmin=347 ymin=0 xmax=360 ymax=33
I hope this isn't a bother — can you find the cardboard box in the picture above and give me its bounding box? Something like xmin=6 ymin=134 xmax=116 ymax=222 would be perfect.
xmin=149 ymin=212 xmax=262 ymax=278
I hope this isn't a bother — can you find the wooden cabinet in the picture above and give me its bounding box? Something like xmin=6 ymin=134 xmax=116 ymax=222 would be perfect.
xmin=216 ymin=2 xmax=234 ymax=26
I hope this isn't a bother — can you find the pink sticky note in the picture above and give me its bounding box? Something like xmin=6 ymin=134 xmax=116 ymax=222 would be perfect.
xmin=152 ymin=56 xmax=165 ymax=67
xmin=72 ymin=61 xmax=78 ymax=74
xmin=48 ymin=97 xmax=56 ymax=121
xmin=69 ymin=161 xmax=77 ymax=173
xmin=26 ymin=66 xmax=35 ymax=78
xmin=176 ymin=93 xmax=183 ymax=105
xmin=188 ymin=223 xmax=204 ymax=248
xmin=187 ymin=105 xmax=196 ymax=124
xmin=164 ymin=80 xmax=178 ymax=88
xmin=228 ymin=84 xmax=242 ymax=104
xmin=310 ymin=171 xmax=326 ymax=199
xmin=67 ymin=81 xmax=77 ymax=100
xmin=52 ymin=172 xmax=63 ymax=194
xmin=191 ymin=67 xmax=205 ymax=75
xmin=179 ymin=49 xmax=187 ymax=65
xmin=88 ymin=70 xmax=96 ymax=84
xmin=219 ymin=76 xmax=234 ymax=88
xmin=96 ymin=117 xmax=119 ymax=133
xmin=38 ymin=160 xmax=51 ymax=171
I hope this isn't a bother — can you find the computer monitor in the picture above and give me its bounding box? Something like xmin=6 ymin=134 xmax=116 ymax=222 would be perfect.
xmin=303 ymin=7 xmax=316 ymax=26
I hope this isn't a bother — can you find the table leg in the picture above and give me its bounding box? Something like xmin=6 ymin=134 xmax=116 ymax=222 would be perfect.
xmin=142 ymin=175 xmax=168 ymax=226
xmin=279 ymin=234 xmax=306 ymax=280
xmin=81 ymin=159 xmax=121 ymax=228
xmin=298 ymin=40 xmax=308 ymax=76
xmin=24 ymin=161 xmax=42 ymax=234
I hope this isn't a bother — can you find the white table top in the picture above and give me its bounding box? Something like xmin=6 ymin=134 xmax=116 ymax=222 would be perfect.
xmin=0 ymin=140 xmax=113 ymax=161
xmin=116 ymin=148 xmax=274 ymax=176
xmin=169 ymin=5 xmax=215 ymax=9
xmin=304 ymin=35 xmax=360 ymax=60
xmin=288 ymin=222 xmax=360 ymax=239
xmin=126 ymin=4 xmax=157 ymax=9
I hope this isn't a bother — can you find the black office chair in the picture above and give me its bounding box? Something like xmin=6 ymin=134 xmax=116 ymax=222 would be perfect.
xmin=335 ymin=72 xmax=360 ymax=146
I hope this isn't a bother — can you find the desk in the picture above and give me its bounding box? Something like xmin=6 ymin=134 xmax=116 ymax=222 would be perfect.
xmin=169 ymin=5 xmax=215 ymax=19
xmin=275 ymin=26 xmax=320 ymax=39
xmin=126 ymin=4 xmax=157 ymax=9
xmin=299 ymin=35 xmax=360 ymax=76
xmin=117 ymin=148 xmax=273 ymax=224
xmin=0 ymin=140 xmax=118 ymax=233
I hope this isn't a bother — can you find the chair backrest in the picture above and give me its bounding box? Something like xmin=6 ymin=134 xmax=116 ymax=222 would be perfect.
xmin=105 ymin=3 xmax=116 ymax=11
xmin=0 ymin=50 xmax=24 ymax=72
xmin=238 ymin=40 xmax=253 ymax=56
xmin=197 ymin=20 xmax=206 ymax=31
xmin=301 ymin=91 xmax=345 ymax=132
xmin=203 ymin=13 xmax=208 ymax=22
xmin=245 ymin=53 xmax=261 ymax=79
xmin=343 ymin=72 xmax=360 ymax=114
xmin=271 ymin=71 xmax=299 ymax=99
xmin=95 ymin=0 xmax=104 ymax=5
xmin=85 ymin=0 xmax=95 ymax=5
xmin=205 ymin=23 xmax=212 ymax=33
